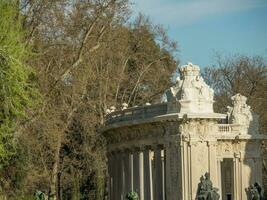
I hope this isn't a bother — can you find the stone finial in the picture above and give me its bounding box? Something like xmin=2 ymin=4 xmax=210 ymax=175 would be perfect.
xmin=121 ymin=103 xmax=128 ymax=110
xmin=105 ymin=106 xmax=116 ymax=115
xmin=110 ymin=106 xmax=116 ymax=113
xmin=105 ymin=108 xmax=111 ymax=115
xmin=227 ymin=93 xmax=259 ymax=134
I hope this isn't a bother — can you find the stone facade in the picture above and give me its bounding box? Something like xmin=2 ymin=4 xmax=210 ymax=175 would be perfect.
xmin=102 ymin=63 xmax=267 ymax=200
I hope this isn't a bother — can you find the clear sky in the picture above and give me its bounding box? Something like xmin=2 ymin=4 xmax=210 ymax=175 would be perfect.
xmin=131 ymin=0 xmax=267 ymax=67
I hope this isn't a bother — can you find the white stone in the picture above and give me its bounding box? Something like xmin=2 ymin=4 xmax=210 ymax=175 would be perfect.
xmin=105 ymin=108 xmax=111 ymax=115
xmin=121 ymin=103 xmax=128 ymax=110
xmin=110 ymin=106 xmax=116 ymax=112
xmin=103 ymin=63 xmax=266 ymax=200
xmin=227 ymin=93 xmax=259 ymax=134
xmin=165 ymin=62 xmax=214 ymax=114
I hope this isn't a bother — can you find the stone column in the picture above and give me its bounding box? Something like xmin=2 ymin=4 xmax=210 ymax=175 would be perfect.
xmin=123 ymin=150 xmax=132 ymax=196
xmin=143 ymin=148 xmax=153 ymax=200
xmin=233 ymin=154 xmax=241 ymax=200
xmin=162 ymin=149 xmax=166 ymax=200
xmin=139 ymin=151 xmax=144 ymax=200
xmin=180 ymin=141 xmax=186 ymax=200
xmin=133 ymin=150 xmax=141 ymax=196
xmin=117 ymin=151 xmax=123 ymax=200
xmin=114 ymin=153 xmax=119 ymax=200
xmin=122 ymin=152 xmax=126 ymax=200
xmin=107 ymin=153 xmax=113 ymax=200
xmin=188 ymin=142 xmax=193 ymax=200
xmin=130 ymin=152 xmax=134 ymax=191
xmin=216 ymin=158 xmax=223 ymax=199
xmin=110 ymin=153 xmax=116 ymax=200
xmin=240 ymin=157 xmax=244 ymax=200
xmin=181 ymin=141 xmax=189 ymax=200
xmin=163 ymin=125 xmax=181 ymax=200
xmin=154 ymin=147 xmax=163 ymax=200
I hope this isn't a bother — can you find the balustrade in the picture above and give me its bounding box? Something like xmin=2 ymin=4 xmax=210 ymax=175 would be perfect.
xmin=217 ymin=124 xmax=241 ymax=134
xmin=105 ymin=103 xmax=168 ymax=125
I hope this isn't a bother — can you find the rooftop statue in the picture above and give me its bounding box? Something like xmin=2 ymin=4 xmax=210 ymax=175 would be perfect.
xmin=227 ymin=94 xmax=259 ymax=134
xmin=165 ymin=62 xmax=214 ymax=113
xmin=196 ymin=172 xmax=220 ymax=200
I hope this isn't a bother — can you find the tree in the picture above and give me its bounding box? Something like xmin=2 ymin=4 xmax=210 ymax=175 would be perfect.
xmin=16 ymin=1 xmax=178 ymax=199
xmin=203 ymin=54 xmax=267 ymax=132
xmin=0 ymin=0 xmax=39 ymax=196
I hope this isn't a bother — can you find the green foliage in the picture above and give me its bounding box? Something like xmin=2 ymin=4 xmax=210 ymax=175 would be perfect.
xmin=126 ymin=191 xmax=139 ymax=200
xmin=0 ymin=1 xmax=39 ymax=168
xmin=34 ymin=191 xmax=45 ymax=200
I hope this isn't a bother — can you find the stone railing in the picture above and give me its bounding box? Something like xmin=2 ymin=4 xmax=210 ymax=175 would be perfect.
xmin=217 ymin=124 xmax=241 ymax=134
xmin=105 ymin=103 xmax=168 ymax=125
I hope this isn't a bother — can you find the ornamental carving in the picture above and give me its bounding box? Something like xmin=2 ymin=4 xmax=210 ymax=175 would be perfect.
xmin=227 ymin=93 xmax=259 ymax=134
xmin=164 ymin=62 xmax=214 ymax=113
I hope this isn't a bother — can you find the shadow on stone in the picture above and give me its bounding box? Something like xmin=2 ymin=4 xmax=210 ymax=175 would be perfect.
xmin=246 ymin=182 xmax=264 ymax=200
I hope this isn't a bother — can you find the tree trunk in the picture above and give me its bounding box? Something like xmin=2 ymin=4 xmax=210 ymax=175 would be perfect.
xmin=51 ymin=132 xmax=62 ymax=200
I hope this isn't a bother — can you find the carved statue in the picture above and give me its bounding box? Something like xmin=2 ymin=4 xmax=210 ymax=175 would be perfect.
xmin=164 ymin=62 xmax=215 ymax=113
xmin=227 ymin=94 xmax=259 ymax=134
xmin=165 ymin=76 xmax=182 ymax=102
xmin=247 ymin=182 xmax=263 ymax=200
xmin=196 ymin=173 xmax=220 ymax=200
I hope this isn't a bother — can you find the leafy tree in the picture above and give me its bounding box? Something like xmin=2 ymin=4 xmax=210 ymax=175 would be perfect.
xmin=0 ymin=0 xmax=179 ymax=199
xmin=17 ymin=1 xmax=178 ymax=199
xmin=0 ymin=0 xmax=38 ymax=169
xmin=0 ymin=1 xmax=39 ymax=198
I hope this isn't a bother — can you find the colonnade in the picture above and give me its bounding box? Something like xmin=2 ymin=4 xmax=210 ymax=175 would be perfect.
xmin=108 ymin=147 xmax=166 ymax=200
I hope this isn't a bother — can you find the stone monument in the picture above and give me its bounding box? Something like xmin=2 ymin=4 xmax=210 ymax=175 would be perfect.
xmin=102 ymin=62 xmax=267 ymax=200
xmin=196 ymin=172 xmax=220 ymax=200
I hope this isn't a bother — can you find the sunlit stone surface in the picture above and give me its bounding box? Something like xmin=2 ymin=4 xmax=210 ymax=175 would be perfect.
xmin=102 ymin=63 xmax=267 ymax=200
xmin=165 ymin=62 xmax=214 ymax=114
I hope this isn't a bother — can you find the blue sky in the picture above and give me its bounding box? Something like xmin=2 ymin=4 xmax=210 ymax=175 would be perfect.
xmin=131 ymin=0 xmax=267 ymax=67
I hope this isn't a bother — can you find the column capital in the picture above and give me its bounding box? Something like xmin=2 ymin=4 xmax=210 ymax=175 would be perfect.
xmin=234 ymin=152 xmax=241 ymax=159
xmin=207 ymin=141 xmax=217 ymax=147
